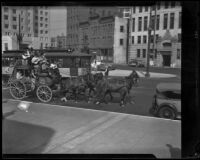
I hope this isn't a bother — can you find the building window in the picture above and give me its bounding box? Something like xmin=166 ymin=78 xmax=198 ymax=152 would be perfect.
xmin=157 ymin=2 xmax=160 ymax=10
xmin=28 ymin=12 xmax=31 ymax=16
xmin=120 ymin=26 xmax=124 ymax=32
xmin=120 ymin=39 xmax=124 ymax=45
xmin=13 ymin=25 xmax=17 ymax=29
xmin=163 ymin=14 xmax=168 ymax=29
xmin=40 ymin=17 xmax=43 ymax=21
xmin=170 ymin=13 xmax=175 ymax=29
xmin=4 ymin=7 xmax=8 ymax=12
xmin=156 ymin=34 xmax=159 ymax=42
xmin=45 ymin=18 xmax=48 ymax=22
xmin=4 ymin=15 xmax=8 ymax=20
xmin=12 ymin=9 xmax=16 ymax=14
xmin=171 ymin=2 xmax=176 ymax=8
xmin=132 ymin=36 xmax=134 ymax=44
xmin=35 ymin=16 xmax=38 ymax=20
xmin=21 ymin=26 xmax=24 ymax=30
xmin=132 ymin=7 xmax=136 ymax=13
xmin=145 ymin=6 xmax=148 ymax=12
xmin=178 ymin=33 xmax=181 ymax=42
xmin=143 ymin=35 xmax=147 ymax=43
xmin=151 ymin=15 xmax=155 ymax=30
xmin=132 ymin=18 xmax=135 ymax=32
xmin=45 ymin=30 xmax=48 ymax=34
xmin=139 ymin=7 xmax=143 ymax=13
xmin=144 ymin=16 xmax=148 ymax=31
xmin=40 ymin=30 xmax=43 ymax=34
xmin=156 ymin=15 xmax=160 ymax=30
xmin=143 ymin=49 xmax=146 ymax=58
xmin=40 ymin=23 xmax=43 ymax=27
xmin=13 ymin=17 xmax=17 ymax=21
xmin=4 ymin=43 xmax=9 ymax=51
xmin=179 ymin=12 xmax=181 ymax=28
xmin=150 ymin=35 xmax=154 ymax=43
xmin=40 ymin=10 xmax=43 ymax=14
xmin=102 ymin=10 xmax=105 ymax=16
xmin=45 ymin=12 xmax=48 ymax=16
xmin=45 ymin=24 xmax=48 ymax=28
xmin=164 ymin=2 xmax=169 ymax=9
xmin=177 ymin=49 xmax=181 ymax=59
xmin=137 ymin=49 xmax=140 ymax=57
xmin=138 ymin=17 xmax=142 ymax=31
xmin=137 ymin=36 xmax=141 ymax=44
xmin=4 ymin=24 xmax=9 ymax=28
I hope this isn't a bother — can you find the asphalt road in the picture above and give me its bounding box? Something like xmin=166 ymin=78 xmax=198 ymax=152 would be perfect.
xmin=2 ymin=75 xmax=180 ymax=118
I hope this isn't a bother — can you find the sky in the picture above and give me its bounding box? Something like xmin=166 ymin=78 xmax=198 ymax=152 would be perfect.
xmin=49 ymin=6 xmax=67 ymax=37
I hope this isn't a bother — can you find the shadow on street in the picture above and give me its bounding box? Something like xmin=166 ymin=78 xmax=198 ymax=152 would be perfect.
xmin=2 ymin=119 xmax=55 ymax=154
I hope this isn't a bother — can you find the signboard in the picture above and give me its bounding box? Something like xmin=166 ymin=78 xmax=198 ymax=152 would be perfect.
xmin=2 ymin=67 xmax=14 ymax=75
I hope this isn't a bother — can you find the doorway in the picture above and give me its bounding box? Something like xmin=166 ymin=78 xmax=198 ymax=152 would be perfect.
xmin=162 ymin=55 xmax=171 ymax=67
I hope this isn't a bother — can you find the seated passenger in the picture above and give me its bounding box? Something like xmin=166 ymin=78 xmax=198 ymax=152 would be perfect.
xmin=16 ymin=70 xmax=23 ymax=80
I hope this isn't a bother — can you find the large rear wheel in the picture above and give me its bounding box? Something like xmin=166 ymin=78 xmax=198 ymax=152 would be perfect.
xmin=9 ymin=80 xmax=26 ymax=100
xmin=36 ymin=85 xmax=52 ymax=102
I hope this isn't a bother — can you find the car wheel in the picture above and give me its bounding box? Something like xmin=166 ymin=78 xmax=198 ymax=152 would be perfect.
xmin=158 ymin=106 xmax=176 ymax=119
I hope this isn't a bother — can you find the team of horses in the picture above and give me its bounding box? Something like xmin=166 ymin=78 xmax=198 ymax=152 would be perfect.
xmin=59 ymin=69 xmax=139 ymax=107
xmin=32 ymin=61 xmax=139 ymax=107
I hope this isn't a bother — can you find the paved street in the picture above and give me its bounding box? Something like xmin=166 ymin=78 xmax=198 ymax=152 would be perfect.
xmin=2 ymin=68 xmax=181 ymax=118
xmin=2 ymin=99 xmax=181 ymax=157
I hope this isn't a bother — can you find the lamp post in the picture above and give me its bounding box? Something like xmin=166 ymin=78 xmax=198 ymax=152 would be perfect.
xmin=145 ymin=6 xmax=152 ymax=77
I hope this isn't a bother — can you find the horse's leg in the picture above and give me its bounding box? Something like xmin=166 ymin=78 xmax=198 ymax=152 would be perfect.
xmin=120 ymin=90 xmax=126 ymax=107
xmin=109 ymin=90 xmax=113 ymax=101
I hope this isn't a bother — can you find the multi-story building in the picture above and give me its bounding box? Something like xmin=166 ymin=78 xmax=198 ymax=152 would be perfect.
xmin=129 ymin=1 xmax=181 ymax=67
xmin=67 ymin=7 xmax=120 ymax=53
xmin=50 ymin=35 xmax=67 ymax=49
xmin=1 ymin=6 xmax=51 ymax=50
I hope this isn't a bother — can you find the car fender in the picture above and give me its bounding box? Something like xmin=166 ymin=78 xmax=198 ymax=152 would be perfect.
xmin=157 ymin=103 xmax=178 ymax=115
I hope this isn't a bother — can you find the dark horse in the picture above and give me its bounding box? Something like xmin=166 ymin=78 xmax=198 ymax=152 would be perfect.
xmin=61 ymin=76 xmax=88 ymax=103
xmin=95 ymin=70 xmax=137 ymax=107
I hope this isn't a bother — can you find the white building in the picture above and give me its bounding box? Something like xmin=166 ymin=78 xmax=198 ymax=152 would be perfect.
xmin=128 ymin=2 xmax=181 ymax=67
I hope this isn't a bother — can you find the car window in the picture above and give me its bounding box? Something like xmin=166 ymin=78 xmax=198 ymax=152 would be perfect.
xmin=162 ymin=91 xmax=181 ymax=100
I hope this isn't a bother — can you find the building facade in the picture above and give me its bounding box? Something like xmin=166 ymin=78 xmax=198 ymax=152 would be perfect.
xmin=1 ymin=6 xmax=51 ymax=50
xmin=129 ymin=2 xmax=181 ymax=67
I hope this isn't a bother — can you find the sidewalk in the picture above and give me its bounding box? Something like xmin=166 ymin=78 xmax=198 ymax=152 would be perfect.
xmin=92 ymin=69 xmax=177 ymax=78
xmin=2 ymin=100 xmax=181 ymax=158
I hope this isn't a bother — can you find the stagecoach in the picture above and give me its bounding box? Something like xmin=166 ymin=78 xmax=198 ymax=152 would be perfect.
xmin=8 ymin=60 xmax=59 ymax=102
xmin=3 ymin=49 xmax=93 ymax=103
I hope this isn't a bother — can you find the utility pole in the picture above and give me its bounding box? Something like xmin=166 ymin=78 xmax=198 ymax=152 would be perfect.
xmin=145 ymin=6 xmax=152 ymax=77
xmin=153 ymin=4 xmax=157 ymax=64
xmin=17 ymin=14 xmax=22 ymax=50
xmin=126 ymin=18 xmax=130 ymax=64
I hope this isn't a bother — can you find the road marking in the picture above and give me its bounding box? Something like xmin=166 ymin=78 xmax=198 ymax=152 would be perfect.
xmin=47 ymin=114 xmax=127 ymax=153
xmin=6 ymin=99 xmax=181 ymax=122
xmin=25 ymin=113 xmax=115 ymax=153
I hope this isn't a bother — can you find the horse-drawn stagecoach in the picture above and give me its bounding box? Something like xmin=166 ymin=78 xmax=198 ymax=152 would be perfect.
xmin=4 ymin=49 xmax=139 ymax=106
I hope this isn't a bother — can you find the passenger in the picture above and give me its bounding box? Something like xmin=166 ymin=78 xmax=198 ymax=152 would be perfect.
xmin=16 ymin=70 xmax=23 ymax=80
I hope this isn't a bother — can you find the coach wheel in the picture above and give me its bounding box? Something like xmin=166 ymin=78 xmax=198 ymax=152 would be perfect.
xmin=9 ymin=80 xmax=26 ymax=100
xmin=36 ymin=85 xmax=52 ymax=102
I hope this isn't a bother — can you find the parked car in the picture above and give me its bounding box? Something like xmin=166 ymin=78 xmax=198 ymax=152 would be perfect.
xmin=149 ymin=82 xmax=181 ymax=120
xmin=97 ymin=62 xmax=115 ymax=71
xmin=128 ymin=59 xmax=145 ymax=67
